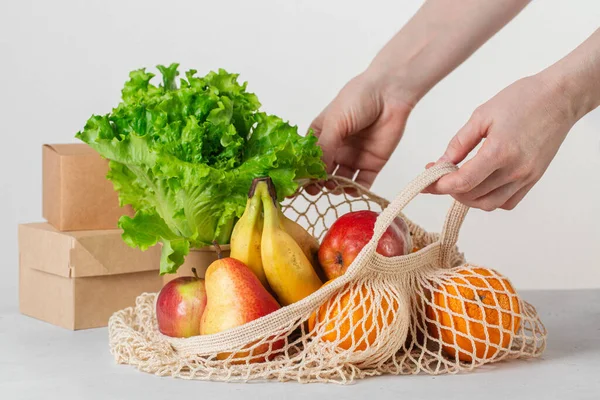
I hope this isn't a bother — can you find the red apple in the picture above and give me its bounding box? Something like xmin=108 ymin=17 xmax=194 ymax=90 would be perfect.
xmin=156 ymin=271 xmax=207 ymax=338
xmin=318 ymin=210 xmax=412 ymax=280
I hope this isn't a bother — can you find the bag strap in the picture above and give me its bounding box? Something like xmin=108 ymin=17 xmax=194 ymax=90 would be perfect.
xmin=369 ymin=162 xmax=469 ymax=263
xmin=438 ymin=200 xmax=469 ymax=267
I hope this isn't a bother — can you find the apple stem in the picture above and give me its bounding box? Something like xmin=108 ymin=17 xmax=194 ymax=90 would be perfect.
xmin=191 ymin=268 xmax=199 ymax=279
xmin=212 ymin=240 xmax=223 ymax=259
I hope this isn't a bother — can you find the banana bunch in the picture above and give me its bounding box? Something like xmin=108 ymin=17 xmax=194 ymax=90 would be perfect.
xmin=230 ymin=177 xmax=323 ymax=306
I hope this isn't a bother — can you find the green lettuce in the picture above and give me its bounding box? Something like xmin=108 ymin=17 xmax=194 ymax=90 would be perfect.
xmin=76 ymin=64 xmax=325 ymax=274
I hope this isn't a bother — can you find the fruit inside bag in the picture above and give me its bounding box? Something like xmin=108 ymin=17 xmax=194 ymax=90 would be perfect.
xmin=108 ymin=163 xmax=547 ymax=383
xmin=398 ymin=262 xmax=547 ymax=374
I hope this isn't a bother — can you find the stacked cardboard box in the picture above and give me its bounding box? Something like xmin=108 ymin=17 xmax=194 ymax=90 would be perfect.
xmin=18 ymin=144 xmax=163 ymax=330
xmin=161 ymin=244 xmax=230 ymax=286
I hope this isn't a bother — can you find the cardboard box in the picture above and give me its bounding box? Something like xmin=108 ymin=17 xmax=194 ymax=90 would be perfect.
xmin=162 ymin=245 xmax=230 ymax=285
xmin=19 ymin=223 xmax=162 ymax=330
xmin=42 ymin=143 xmax=132 ymax=231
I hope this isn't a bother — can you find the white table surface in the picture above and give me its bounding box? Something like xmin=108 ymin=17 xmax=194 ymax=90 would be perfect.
xmin=1 ymin=289 xmax=598 ymax=400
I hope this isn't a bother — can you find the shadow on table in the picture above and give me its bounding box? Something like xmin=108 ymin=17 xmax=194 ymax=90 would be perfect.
xmin=523 ymin=288 xmax=600 ymax=361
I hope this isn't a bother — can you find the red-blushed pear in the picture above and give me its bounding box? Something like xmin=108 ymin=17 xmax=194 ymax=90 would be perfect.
xmin=156 ymin=268 xmax=207 ymax=338
xmin=318 ymin=210 xmax=412 ymax=280
xmin=200 ymin=243 xmax=284 ymax=363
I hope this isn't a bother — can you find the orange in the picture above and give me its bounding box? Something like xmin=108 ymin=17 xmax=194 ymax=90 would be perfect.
xmin=308 ymin=280 xmax=398 ymax=351
xmin=426 ymin=266 xmax=521 ymax=362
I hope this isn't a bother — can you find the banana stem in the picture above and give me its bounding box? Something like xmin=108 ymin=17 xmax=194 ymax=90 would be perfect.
xmin=248 ymin=177 xmax=270 ymax=198
xmin=249 ymin=176 xmax=278 ymax=207
xmin=212 ymin=241 xmax=223 ymax=259
xmin=264 ymin=178 xmax=278 ymax=207
xmin=261 ymin=184 xmax=281 ymax=230
xmin=246 ymin=183 xmax=264 ymax=223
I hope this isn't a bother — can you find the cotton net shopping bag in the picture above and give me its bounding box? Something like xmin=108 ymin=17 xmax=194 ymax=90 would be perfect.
xmin=108 ymin=163 xmax=547 ymax=383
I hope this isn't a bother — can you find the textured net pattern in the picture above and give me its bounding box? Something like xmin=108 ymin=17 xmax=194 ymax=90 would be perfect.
xmin=108 ymin=163 xmax=546 ymax=383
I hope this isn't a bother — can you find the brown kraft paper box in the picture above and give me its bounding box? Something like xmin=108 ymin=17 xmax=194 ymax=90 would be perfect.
xmin=162 ymin=245 xmax=231 ymax=285
xmin=19 ymin=223 xmax=162 ymax=330
xmin=42 ymin=143 xmax=133 ymax=231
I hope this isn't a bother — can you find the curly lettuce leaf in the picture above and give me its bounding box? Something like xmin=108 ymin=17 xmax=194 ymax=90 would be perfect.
xmin=76 ymin=64 xmax=325 ymax=274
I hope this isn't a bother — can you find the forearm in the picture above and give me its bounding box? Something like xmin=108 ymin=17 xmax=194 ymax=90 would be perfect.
xmin=539 ymin=28 xmax=600 ymax=122
xmin=368 ymin=0 xmax=531 ymax=105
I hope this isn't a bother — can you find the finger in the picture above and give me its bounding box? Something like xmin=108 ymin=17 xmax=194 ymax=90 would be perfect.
xmin=338 ymin=169 xmax=377 ymax=198
xmin=318 ymin=96 xmax=381 ymax=175
xmin=334 ymin=129 xmax=389 ymax=178
xmin=318 ymin=117 xmax=344 ymax=175
xmin=354 ymin=170 xmax=377 ymax=190
xmin=324 ymin=164 xmax=339 ymax=191
xmin=421 ymin=163 xmax=437 ymax=193
xmin=304 ymin=106 xmax=330 ymax=197
xmin=304 ymin=183 xmax=322 ymax=196
xmin=309 ymin=104 xmax=330 ymax=137
xmin=452 ymin=169 xmax=510 ymax=202
xmin=500 ymin=182 xmax=535 ymax=210
xmin=334 ymin=165 xmax=357 ymax=180
xmin=333 ymin=136 xmax=381 ymax=196
xmin=459 ymin=181 xmax=521 ymax=212
xmin=428 ymin=141 xmax=498 ymax=195
xmin=332 ymin=165 xmax=357 ymax=195
xmin=439 ymin=111 xmax=489 ymax=165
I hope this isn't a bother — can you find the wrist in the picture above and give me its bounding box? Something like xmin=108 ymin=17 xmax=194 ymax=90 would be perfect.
xmin=538 ymin=63 xmax=600 ymax=124
xmin=363 ymin=57 xmax=424 ymax=110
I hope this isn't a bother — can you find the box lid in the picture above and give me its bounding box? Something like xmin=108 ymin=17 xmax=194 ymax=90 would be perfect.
xmin=42 ymin=143 xmax=132 ymax=231
xmin=43 ymin=143 xmax=97 ymax=156
xmin=19 ymin=223 xmax=159 ymax=278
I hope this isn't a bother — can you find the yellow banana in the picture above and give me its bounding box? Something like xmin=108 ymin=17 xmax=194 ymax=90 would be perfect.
xmin=230 ymin=181 xmax=269 ymax=288
xmin=279 ymin=211 xmax=326 ymax=282
xmin=261 ymin=180 xmax=323 ymax=306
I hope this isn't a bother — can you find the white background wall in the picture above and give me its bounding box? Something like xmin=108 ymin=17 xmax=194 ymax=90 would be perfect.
xmin=1 ymin=0 xmax=599 ymax=310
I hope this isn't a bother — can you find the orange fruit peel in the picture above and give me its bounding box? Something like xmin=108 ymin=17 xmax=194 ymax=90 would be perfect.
xmin=426 ymin=266 xmax=521 ymax=362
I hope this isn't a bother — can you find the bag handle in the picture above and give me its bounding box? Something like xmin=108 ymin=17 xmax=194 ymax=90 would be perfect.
xmin=438 ymin=199 xmax=469 ymax=267
xmin=370 ymin=162 xmax=469 ymax=265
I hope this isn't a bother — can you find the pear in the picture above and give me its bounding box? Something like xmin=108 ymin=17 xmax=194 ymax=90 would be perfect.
xmin=200 ymin=244 xmax=283 ymax=363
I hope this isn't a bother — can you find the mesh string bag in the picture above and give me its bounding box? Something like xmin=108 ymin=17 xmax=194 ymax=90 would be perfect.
xmin=108 ymin=163 xmax=547 ymax=383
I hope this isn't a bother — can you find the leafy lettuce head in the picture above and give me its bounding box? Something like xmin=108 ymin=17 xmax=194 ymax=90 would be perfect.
xmin=76 ymin=63 xmax=325 ymax=274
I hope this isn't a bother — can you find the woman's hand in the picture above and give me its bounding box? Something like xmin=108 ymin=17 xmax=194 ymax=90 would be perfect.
xmin=425 ymin=74 xmax=577 ymax=211
xmin=307 ymin=70 xmax=414 ymax=194
xmin=305 ymin=0 xmax=533 ymax=195
xmin=427 ymin=28 xmax=600 ymax=211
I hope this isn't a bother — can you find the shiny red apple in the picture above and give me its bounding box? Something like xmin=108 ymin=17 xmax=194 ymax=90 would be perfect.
xmin=156 ymin=270 xmax=207 ymax=338
xmin=318 ymin=210 xmax=412 ymax=280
